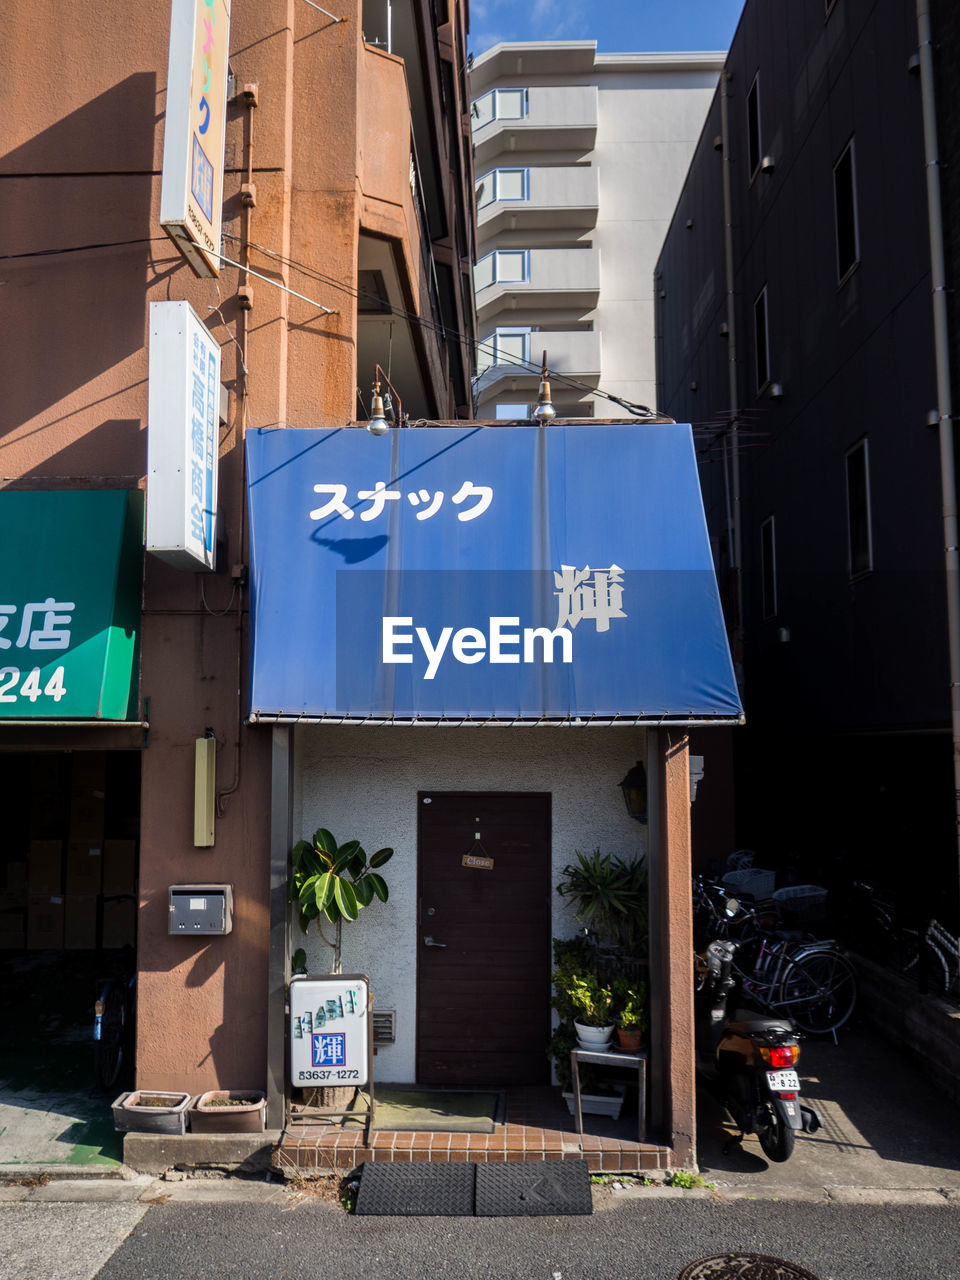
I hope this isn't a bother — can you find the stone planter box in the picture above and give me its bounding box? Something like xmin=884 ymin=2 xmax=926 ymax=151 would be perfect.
xmin=189 ymin=1090 xmax=267 ymax=1133
xmin=112 ymin=1091 xmax=191 ymax=1135
xmin=562 ymin=1085 xmax=626 ymax=1119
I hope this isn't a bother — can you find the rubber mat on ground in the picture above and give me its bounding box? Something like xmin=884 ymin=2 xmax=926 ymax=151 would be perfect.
xmin=475 ymin=1160 xmax=593 ymax=1216
xmin=353 ymin=1162 xmax=476 ymax=1216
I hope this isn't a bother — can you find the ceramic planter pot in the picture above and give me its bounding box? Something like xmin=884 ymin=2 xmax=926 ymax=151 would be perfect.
xmin=112 ymin=1091 xmax=191 ymax=1135
xmin=189 ymin=1090 xmax=267 ymax=1133
xmin=573 ymin=1020 xmax=615 ymax=1051
xmin=615 ymin=1026 xmax=645 ymax=1051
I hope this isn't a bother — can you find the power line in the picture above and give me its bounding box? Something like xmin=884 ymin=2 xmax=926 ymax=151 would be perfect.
xmin=221 ymin=232 xmax=661 ymax=419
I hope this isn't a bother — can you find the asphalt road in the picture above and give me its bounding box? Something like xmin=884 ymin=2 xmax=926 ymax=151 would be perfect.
xmin=4 ymin=1195 xmax=955 ymax=1280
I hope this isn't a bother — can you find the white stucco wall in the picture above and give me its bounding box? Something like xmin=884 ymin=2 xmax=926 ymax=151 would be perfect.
xmin=293 ymin=724 xmax=647 ymax=1082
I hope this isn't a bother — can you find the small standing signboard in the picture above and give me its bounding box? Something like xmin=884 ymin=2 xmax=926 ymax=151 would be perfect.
xmin=288 ymin=974 xmax=373 ymax=1134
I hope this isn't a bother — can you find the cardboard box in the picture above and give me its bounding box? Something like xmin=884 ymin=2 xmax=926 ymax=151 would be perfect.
xmin=102 ymin=840 xmax=137 ymax=895
xmin=30 ymin=754 xmax=66 ymax=830
xmin=101 ymin=896 xmax=136 ymax=949
xmin=66 ymin=841 xmax=102 ymax=894
xmin=0 ymin=912 xmax=25 ymax=950
xmin=6 ymin=861 xmax=27 ymax=892
xmin=27 ymin=894 xmax=64 ymax=949
xmin=28 ymin=839 xmax=63 ymax=893
xmin=0 ymin=888 xmax=26 ymax=912
xmin=69 ymin=753 xmax=106 ymax=838
xmin=64 ymin=894 xmax=98 ymax=949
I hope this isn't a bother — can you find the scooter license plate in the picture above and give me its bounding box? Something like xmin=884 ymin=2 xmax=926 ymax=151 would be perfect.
xmin=766 ymin=1069 xmax=800 ymax=1091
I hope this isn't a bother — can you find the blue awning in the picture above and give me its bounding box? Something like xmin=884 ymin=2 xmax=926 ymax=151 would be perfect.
xmin=245 ymin=424 xmax=742 ymax=724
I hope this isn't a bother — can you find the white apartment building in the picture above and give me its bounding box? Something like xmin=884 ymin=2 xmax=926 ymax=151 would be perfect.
xmin=470 ymin=42 xmax=722 ymax=417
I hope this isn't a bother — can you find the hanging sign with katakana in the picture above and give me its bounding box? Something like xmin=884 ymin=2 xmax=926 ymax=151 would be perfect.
xmin=245 ymin=424 xmax=742 ymax=722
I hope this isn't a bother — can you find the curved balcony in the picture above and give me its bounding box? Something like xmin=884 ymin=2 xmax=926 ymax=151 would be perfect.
xmin=472 ymin=85 xmax=598 ymax=167
xmin=474 ymin=247 xmax=600 ymax=323
xmin=474 ymin=329 xmax=601 ymax=404
xmin=476 ymin=166 xmax=598 ymax=238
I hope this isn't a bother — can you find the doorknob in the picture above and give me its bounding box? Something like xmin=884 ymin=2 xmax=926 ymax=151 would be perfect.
xmin=423 ymin=936 xmax=447 ymax=948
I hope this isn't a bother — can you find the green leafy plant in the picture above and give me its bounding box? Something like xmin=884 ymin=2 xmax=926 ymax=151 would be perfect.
xmin=290 ymin=829 xmax=393 ymax=969
xmin=565 ymin=974 xmax=614 ymax=1027
xmin=665 ymin=1170 xmax=711 ymax=1189
xmin=557 ymin=849 xmax=648 ymax=953
xmin=612 ymin=977 xmax=648 ymax=1031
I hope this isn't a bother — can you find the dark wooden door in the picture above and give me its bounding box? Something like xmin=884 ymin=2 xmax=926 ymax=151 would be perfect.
xmin=416 ymin=791 xmax=552 ymax=1086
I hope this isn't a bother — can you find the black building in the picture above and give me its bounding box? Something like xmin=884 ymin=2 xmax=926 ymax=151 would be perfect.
xmin=655 ymin=0 xmax=959 ymax=921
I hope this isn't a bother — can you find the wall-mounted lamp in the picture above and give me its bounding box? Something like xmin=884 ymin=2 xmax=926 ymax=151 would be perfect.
xmin=768 ymin=382 xmax=784 ymax=399
xmin=619 ymin=760 xmax=648 ymax=824
xmin=760 ymin=155 xmax=776 ymax=174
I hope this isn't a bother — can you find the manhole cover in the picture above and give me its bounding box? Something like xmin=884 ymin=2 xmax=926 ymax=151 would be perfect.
xmin=678 ymin=1256 xmax=821 ymax=1280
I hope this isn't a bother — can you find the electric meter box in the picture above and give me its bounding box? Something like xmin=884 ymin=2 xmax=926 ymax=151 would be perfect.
xmin=168 ymin=884 xmax=233 ymax=935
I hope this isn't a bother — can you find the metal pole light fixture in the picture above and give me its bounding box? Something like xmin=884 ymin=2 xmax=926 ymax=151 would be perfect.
xmin=619 ymin=760 xmax=648 ymax=823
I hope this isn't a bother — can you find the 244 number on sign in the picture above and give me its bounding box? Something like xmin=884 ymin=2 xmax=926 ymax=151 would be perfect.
xmin=0 ymin=666 xmax=67 ymax=704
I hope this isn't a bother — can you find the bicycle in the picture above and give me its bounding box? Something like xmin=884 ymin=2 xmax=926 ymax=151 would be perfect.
xmin=93 ymin=950 xmax=136 ymax=1093
xmin=693 ymin=877 xmax=857 ymax=1036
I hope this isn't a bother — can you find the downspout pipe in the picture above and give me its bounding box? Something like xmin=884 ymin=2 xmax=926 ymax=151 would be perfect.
xmin=719 ymin=70 xmax=743 ymax=676
xmin=917 ymin=0 xmax=960 ymax=934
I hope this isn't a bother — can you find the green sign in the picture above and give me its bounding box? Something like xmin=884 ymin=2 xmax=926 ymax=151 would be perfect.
xmin=0 ymin=491 xmax=143 ymax=719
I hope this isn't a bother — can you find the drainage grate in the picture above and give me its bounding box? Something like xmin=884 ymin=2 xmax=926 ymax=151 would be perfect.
xmin=678 ymin=1256 xmax=822 ymax=1280
xmin=354 ymin=1162 xmax=476 ymax=1217
xmin=475 ymin=1160 xmax=593 ymax=1216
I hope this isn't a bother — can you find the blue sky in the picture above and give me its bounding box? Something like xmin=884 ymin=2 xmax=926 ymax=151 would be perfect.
xmin=468 ymin=0 xmax=745 ymax=57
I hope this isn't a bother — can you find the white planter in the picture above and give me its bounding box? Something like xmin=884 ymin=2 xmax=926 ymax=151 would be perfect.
xmin=574 ymin=1020 xmax=614 ymax=1050
xmin=562 ymin=1086 xmax=626 ymax=1119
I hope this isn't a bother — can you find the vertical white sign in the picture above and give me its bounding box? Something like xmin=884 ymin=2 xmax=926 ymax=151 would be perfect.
xmin=289 ymin=976 xmax=371 ymax=1088
xmin=147 ymin=301 xmax=221 ymax=571
xmin=160 ymin=0 xmax=231 ymax=277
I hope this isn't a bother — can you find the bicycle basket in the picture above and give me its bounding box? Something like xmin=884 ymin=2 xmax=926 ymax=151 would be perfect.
xmin=772 ymin=884 xmax=828 ymax=923
xmin=721 ymin=868 xmax=776 ymax=900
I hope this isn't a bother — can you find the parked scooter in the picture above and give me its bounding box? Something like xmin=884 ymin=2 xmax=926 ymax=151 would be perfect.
xmin=699 ymin=933 xmax=821 ymax=1162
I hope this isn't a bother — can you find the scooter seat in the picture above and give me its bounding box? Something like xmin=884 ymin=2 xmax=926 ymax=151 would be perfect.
xmin=726 ymin=1010 xmax=794 ymax=1035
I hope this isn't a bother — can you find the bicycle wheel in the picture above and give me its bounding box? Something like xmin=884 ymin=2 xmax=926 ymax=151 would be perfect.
xmin=94 ymin=982 xmax=127 ymax=1092
xmin=777 ymin=950 xmax=857 ymax=1035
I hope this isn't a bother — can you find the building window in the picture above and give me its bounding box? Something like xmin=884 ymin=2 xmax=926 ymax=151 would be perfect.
xmin=747 ymin=74 xmax=762 ymax=178
xmin=845 ymin=438 xmax=873 ymax=577
xmin=471 ymin=87 xmax=528 ymax=128
xmin=474 ymin=250 xmax=530 ymax=291
xmin=495 ymin=403 xmax=530 ymax=419
xmin=834 ymin=139 xmax=860 ymax=283
xmin=492 ymin=327 xmax=531 ymax=365
xmin=476 ymin=168 xmax=529 ymax=208
xmin=754 ymin=285 xmax=770 ymax=392
xmin=760 ymin=516 xmax=777 ymax=619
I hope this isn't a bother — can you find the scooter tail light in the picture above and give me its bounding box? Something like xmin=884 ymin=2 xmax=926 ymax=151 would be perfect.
xmin=759 ymin=1044 xmax=800 ymax=1069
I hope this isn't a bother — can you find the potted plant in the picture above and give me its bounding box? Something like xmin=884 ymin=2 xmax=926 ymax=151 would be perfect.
xmin=557 ymin=848 xmax=648 ymax=955
xmin=190 ymin=1089 xmax=267 ymax=1133
xmin=567 ymin=973 xmax=615 ymax=1049
xmin=290 ymin=827 xmax=393 ymax=973
xmin=112 ymin=1090 xmax=191 ymax=1135
xmin=613 ymin=977 xmax=648 ymax=1051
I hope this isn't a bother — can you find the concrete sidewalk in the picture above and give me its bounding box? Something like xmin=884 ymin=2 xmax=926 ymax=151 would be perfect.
xmin=2 ymin=1020 xmax=960 ymax=1202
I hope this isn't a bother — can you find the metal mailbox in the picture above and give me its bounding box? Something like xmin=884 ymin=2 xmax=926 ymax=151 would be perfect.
xmin=168 ymin=884 xmax=233 ymax=935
